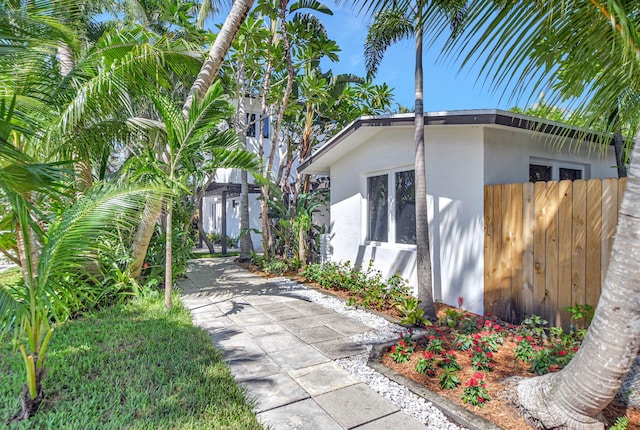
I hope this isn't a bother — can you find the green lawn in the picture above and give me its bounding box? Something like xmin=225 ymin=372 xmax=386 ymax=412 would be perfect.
xmin=0 ymin=292 xmax=262 ymax=429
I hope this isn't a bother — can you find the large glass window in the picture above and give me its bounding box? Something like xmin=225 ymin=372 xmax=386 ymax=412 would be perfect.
xmin=395 ymin=170 xmax=416 ymax=244
xmin=367 ymin=174 xmax=388 ymax=242
xmin=366 ymin=169 xmax=415 ymax=244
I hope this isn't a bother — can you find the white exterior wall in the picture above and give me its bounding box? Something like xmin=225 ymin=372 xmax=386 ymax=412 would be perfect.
xmin=328 ymin=126 xmax=486 ymax=315
xmin=483 ymin=127 xmax=617 ymax=184
xmin=201 ymin=193 xmax=263 ymax=251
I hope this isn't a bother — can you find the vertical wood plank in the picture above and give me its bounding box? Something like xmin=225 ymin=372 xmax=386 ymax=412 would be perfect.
xmin=522 ymin=183 xmax=535 ymax=317
xmin=491 ymin=185 xmax=504 ymax=316
xmin=586 ymin=179 xmax=602 ymax=307
xmin=557 ymin=180 xmax=573 ymax=329
xmin=498 ymin=184 xmax=513 ymax=321
xmin=511 ymin=183 xmax=524 ymax=324
xmin=572 ymin=180 xmax=587 ymax=307
xmin=619 ymin=177 xmax=628 ymax=210
xmin=545 ymin=181 xmax=559 ymax=326
xmin=533 ymin=181 xmax=548 ymax=319
xmin=601 ymin=178 xmax=618 ymax=283
xmin=484 ymin=185 xmax=495 ymax=316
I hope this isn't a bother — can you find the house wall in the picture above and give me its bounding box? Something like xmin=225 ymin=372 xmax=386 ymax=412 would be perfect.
xmin=483 ymin=127 xmax=617 ymax=184
xmin=202 ymin=194 xmax=263 ymax=251
xmin=328 ymin=126 xmax=486 ymax=315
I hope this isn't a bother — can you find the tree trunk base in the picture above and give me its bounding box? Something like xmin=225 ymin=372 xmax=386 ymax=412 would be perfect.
xmin=517 ymin=373 xmax=605 ymax=430
xmin=8 ymin=383 xmax=43 ymax=424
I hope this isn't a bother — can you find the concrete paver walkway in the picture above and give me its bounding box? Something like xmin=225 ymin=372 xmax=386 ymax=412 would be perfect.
xmin=179 ymin=258 xmax=428 ymax=430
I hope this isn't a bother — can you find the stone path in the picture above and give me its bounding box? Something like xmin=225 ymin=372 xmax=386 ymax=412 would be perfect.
xmin=179 ymin=258 xmax=429 ymax=430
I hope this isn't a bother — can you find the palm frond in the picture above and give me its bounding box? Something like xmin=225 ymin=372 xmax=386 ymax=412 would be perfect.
xmin=364 ymin=7 xmax=414 ymax=78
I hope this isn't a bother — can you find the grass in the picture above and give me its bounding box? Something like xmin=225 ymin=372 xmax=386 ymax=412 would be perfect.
xmin=0 ymin=292 xmax=262 ymax=429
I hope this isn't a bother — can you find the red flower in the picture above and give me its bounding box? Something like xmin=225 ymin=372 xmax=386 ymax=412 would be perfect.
xmin=429 ymin=335 xmax=436 ymax=341
xmin=558 ymin=350 xmax=567 ymax=356
xmin=391 ymin=345 xmax=396 ymax=353
xmin=514 ymin=335 xmax=523 ymax=342
xmin=477 ymin=396 xmax=485 ymax=403
xmin=457 ymin=296 xmax=464 ymax=308
xmin=474 ymin=371 xmax=485 ymax=379
xmin=525 ymin=336 xmax=534 ymax=342
xmin=466 ymin=378 xmax=479 ymax=387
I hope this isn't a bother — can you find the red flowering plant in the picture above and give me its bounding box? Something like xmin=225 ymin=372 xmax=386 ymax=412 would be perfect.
xmin=469 ymin=346 xmax=495 ymax=372
xmin=425 ymin=333 xmax=446 ymax=354
xmin=461 ymin=372 xmax=491 ymax=407
xmin=390 ymin=330 xmax=416 ymax=364
xmin=415 ymin=350 xmax=437 ymax=377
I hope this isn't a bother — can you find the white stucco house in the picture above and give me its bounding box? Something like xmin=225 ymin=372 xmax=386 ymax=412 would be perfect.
xmin=298 ymin=109 xmax=618 ymax=315
xmin=201 ymin=99 xmax=291 ymax=251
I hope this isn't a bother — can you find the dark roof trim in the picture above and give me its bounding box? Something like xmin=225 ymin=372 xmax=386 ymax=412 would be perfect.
xmin=298 ymin=109 xmax=612 ymax=174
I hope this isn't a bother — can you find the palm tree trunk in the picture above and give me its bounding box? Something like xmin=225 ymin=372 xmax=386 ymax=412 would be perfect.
xmin=413 ymin=5 xmax=436 ymax=321
xmin=164 ymin=198 xmax=173 ymax=309
xmin=517 ymin=139 xmax=640 ymax=429
xmin=182 ymin=0 xmax=255 ymax=116
xmin=129 ymin=198 xmax=163 ymax=278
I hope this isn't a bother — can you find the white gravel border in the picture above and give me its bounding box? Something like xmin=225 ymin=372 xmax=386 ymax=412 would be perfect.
xmin=269 ymin=277 xmax=464 ymax=430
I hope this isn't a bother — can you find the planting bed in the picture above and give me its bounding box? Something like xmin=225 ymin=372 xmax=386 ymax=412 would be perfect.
xmin=238 ymin=259 xmax=639 ymax=430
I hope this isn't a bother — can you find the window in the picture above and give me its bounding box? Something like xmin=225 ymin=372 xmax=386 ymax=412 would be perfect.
xmin=367 ymin=174 xmax=388 ymax=242
xmin=366 ymin=169 xmax=416 ymax=244
xmin=246 ymin=113 xmax=256 ymax=137
xmin=245 ymin=114 xmax=270 ymax=138
xmin=529 ymin=158 xmax=586 ymax=182
xmin=529 ymin=164 xmax=552 ymax=182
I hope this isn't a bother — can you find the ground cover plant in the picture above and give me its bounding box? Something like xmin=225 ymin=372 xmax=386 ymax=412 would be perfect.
xmin=0 ymin=293 xmax=262 ymax=429
xmin=382 ymin=307 xmax=640 ymax=429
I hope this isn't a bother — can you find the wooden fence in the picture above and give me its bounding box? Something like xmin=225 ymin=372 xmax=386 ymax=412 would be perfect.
xmin=484 ymin=178 xmax=627 ymax=329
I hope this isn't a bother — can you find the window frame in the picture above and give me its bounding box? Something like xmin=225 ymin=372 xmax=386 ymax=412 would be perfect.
xmin=529 ymin=157 xmax=588 ymax=182
xmin=363 ymin=166 xmax=416 ymax=247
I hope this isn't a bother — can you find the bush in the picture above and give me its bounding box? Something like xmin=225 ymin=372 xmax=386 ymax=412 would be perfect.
xmin=300 ymin=260 xmax=412 ymax=312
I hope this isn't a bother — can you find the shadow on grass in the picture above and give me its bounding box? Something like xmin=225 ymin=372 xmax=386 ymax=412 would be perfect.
xmin=0 ymin=296 xmax=262 ymax=430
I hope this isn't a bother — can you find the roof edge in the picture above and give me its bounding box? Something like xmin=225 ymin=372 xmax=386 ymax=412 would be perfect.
xmin=298 ymin=109 xmax=612 ymax=175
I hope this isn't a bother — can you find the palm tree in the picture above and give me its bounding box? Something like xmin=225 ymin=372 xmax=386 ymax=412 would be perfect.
xmin=440 ymin=1 xmax=640 ymax=427
xmin=134 ymin=83 xmax=258 ymax=308
xmin=183 ymin=0 xmax=256 ymax=115
xmin=362 ymin=0 xmax=466 ymax=321
xmin=0 ymin=103 xmax=167 ymax=418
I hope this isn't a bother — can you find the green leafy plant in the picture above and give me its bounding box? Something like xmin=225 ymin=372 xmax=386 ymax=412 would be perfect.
xmin=566 ymin=303 xmax=594 ymax=331
xmin=415 ymin=350 xmax=437 ymax=376
xmin=439 ymin=308 xmax=466 ymax=329
xmin=426 ymin=334 xmax=446 ymax=354
xmin=438 ymin=350 xmax=461 ymax=372
xmin=395 ymin=296 xmax=430 ymax=327
xmin=263 ymin=259 xmax=288 ymax=276
xmin=439 ymin=368 xmax=461 ymax=390
xmin=462 ymin=372 xmax=491 ymax=407
xmin=610 ymin=416 xmax=630 ymax=430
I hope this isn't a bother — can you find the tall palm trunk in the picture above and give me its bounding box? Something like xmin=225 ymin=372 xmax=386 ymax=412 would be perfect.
xmin=164 ymin=197 xmax=173 ymax=309
xmin=235 ymin=62 xmax=253 ymax=260
xmin=413 ymin=5 xmax=436 ymax=321
xmin=129 ymin=197 xmax=163 ymax=278
xmin=518 ymin=140 xmax=640 ymax=429
xmin=183 ymin=0 xmax=255 ymax=116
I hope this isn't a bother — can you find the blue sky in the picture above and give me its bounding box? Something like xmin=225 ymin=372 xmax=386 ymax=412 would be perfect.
xmin=320 ymin=4 xmax=532 ymax=112
xmin=212 ymin=4 xmax=540 ymax=112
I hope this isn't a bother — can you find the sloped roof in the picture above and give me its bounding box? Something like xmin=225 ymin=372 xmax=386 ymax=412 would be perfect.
xmin=298 ymin=109 xmax=609 ymax=175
